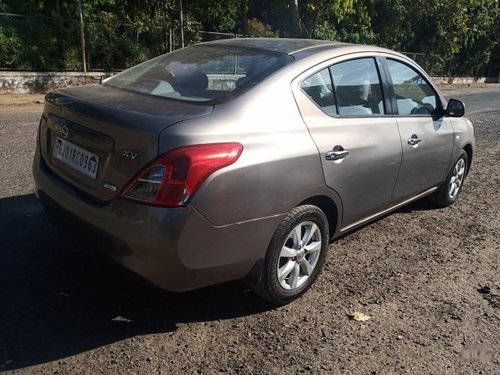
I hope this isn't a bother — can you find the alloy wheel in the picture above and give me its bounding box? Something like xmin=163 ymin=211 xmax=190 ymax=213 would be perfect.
xmin=276 ymin=221 xmax=322 ymax=290
xmin=448 ymin=158 xmax=466 ymax=200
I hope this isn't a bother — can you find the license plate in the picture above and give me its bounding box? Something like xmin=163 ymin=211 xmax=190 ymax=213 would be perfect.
xmin=53 ymin=137 xmax=100 ymax=179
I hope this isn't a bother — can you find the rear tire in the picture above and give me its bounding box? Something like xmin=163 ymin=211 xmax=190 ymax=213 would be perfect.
xmin=251 ymin=205 xmax=329 ymax=305
xmin=431 ymin=150 xmax=468 ymax=207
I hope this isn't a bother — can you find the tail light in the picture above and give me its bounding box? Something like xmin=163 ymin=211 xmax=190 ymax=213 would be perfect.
xmin=121 ymin=142 xmax=243 ymax=207
xmin=37 ymin=115 xmax=47 ymax=149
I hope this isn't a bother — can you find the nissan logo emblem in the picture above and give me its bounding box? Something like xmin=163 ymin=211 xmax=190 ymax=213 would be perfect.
xmin=60 ymin=125 xmax=69 ymax=139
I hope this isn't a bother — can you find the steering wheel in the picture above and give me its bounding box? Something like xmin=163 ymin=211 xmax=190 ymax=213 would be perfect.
xmin=411 ymin=103 xmax=434 ymax=115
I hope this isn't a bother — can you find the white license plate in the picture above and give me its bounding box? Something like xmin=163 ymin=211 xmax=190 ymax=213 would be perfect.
xmin=53 ymin=137 xmax=100 ymax=179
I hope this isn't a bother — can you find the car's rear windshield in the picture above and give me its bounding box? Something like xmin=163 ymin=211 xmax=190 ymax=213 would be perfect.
xmin=103 ymin=45 xmax=293 ymax=103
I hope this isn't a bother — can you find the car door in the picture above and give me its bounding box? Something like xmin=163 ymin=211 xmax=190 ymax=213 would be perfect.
xmin=383 ymin=58 xmax=455 ymax=203
xmin=292 ymin=56 xmax=402 ymax=228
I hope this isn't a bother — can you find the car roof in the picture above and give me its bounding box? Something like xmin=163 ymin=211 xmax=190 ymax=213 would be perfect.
xmin=202 ymin=37 xmax=349 ymax=56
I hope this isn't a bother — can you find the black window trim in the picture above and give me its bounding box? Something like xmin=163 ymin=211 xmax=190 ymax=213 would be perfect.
xmin=375 ymin=56 xmax=395 ymax=115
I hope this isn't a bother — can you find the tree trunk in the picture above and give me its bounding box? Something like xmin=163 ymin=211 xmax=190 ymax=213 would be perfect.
xmin=289 ymin=0 xmax=304 ymax=37
xmin=240 ymin=0 xmax=249 ymax=36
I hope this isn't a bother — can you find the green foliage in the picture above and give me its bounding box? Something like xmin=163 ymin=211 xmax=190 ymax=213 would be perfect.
xmin=367 ymin=0 xmax=499 ymax=75
xmin=183 ymin=14 xmax=203 ymax=45
xmin=0 ymin=22 xmax=21 ymax=68
xmin=311 ymin=0 xmax=376 ymax=45
xmin=297 ymin=0 xmax=357 ymax=37
xmin=86 ymin=19 xmax=150 ymax=70
xmin=0 ymin=0 xmax=497 ymax=76
xmin=312 ymin=20 xmax=338 ymax=41
xmin=246 ymin=18 xmax=278 ymax=37
xmin=0 ymin=13 xmax=80 ymax=70
xmin=185 ymin=0 xmax=240 ymax=32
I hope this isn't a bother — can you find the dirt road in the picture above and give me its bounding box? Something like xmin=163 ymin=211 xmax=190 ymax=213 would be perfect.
xmin=0 ymin=91 xmax=499 ymax=374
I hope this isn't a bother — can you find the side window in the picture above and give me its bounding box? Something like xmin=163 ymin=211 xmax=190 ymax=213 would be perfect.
xmin=386 ymin=59 xmax=438 ymax=115
xmin=330 ymin=58 xmax=385 ymax=116
xmin=300 ymin=68 xmax=337 ymax=116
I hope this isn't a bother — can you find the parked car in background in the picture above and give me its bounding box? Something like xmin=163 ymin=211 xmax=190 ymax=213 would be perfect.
xmin=33 ymin=38 xmax=474 ymax=305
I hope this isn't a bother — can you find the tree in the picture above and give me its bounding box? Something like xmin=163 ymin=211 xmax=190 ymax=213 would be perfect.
xmin=289 ymin=0 xmax=304 ymax=37
xmin=0 ymin=0 xmax=497 ymax=76
xmin=185 ymin=0 xmax=241 ymax=32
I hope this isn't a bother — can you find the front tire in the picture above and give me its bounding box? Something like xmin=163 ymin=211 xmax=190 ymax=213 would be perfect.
xmin=251 ymin=205 xmax=329 ymax=305
xmin=432 ymin=150 xmax=468 ymax=207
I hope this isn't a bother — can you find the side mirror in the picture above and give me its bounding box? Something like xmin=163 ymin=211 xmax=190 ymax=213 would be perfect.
xmin=445 ymin=98 xmax=465 ymax=117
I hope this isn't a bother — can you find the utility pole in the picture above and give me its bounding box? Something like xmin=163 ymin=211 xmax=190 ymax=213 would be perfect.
xmin=179 ymin=0 xmax=184 ymax=48
xmin=78 ymin=0 xmax=87 ymax=73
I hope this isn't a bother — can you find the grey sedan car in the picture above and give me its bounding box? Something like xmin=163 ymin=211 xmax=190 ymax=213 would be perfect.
xmin=33 ymin=38 xmax=474 ymax=304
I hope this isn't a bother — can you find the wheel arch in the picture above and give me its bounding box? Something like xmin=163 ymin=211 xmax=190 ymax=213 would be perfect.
xmin=245 ymin=193 xmax=341 ymax=291
xmin=299 ymin=195 xmax=339 ymax=240
xmin=463 ymin=143 xmax=473 ymax=176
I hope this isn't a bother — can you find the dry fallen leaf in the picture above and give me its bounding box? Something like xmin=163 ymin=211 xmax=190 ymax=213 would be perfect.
xmin=349 ymin=312 xmax=371 ymax=322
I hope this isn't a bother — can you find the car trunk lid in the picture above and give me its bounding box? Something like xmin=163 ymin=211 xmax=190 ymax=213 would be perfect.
xmin=39 ymin=85 xmax=212 ymax=203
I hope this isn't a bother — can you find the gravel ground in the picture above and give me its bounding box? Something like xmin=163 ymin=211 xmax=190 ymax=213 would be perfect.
xmin=0 ymin=93 xmax=498 ymax=374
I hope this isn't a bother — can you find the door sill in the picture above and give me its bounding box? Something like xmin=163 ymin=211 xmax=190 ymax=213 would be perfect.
xmin=340 ymin=187 xmax=438 ymax=233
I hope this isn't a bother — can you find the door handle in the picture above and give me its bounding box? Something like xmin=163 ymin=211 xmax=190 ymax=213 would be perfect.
xmin=408 ymin=134 xmax=422 ymax=146
xmin=325 ymin=146 xmax=349 ymax=161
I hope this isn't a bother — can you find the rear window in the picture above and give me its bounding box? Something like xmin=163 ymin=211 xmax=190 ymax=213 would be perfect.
xmin=103 ymin=45 xmax=293 ymax=103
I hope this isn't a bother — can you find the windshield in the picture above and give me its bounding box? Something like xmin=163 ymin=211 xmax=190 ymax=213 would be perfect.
xmin=103 ymin=44 xmax=293 ymax=103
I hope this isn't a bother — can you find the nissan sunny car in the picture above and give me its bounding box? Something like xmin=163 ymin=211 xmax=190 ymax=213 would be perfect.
xmin=33 ymin=38 xmax=474 ymax=304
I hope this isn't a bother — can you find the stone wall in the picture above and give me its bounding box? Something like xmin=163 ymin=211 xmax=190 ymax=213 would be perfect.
xmin=430 ymin=76 xmax=498 ymax=85
xmin=0 ymin=72 xmax=114 ymax=93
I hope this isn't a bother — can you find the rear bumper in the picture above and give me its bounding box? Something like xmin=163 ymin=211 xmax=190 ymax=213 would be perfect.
xmin=33 ymin=151 xmax=283 ymax=292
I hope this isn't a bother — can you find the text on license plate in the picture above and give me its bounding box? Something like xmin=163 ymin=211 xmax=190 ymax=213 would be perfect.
xmin=53 ymin=137 xmax=100 ymax=179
